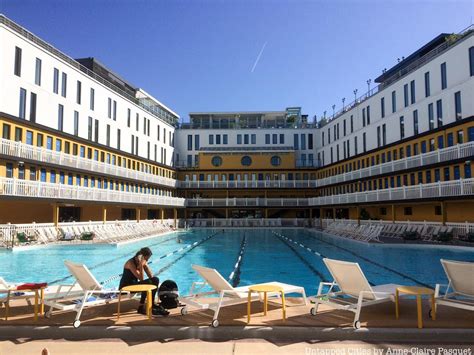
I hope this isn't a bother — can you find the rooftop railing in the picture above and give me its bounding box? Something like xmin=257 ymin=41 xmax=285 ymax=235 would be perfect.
xmin=0 ymin=138 xmax=177 ymax=188
xmin=0 ymin=177 xmax=185 ymax=207
xmin=0 ymin=15 xmax=178 ymax=127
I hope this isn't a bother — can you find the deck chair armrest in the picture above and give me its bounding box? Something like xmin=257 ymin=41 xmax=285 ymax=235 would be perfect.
xmin=316 ymin=281 xmax=338 ymax=296
xmin=360 ymin=290 xmax=395 ymax=299
xmin=190 ymin=281 xmax=208 ymax=295
xmin=181 ymin=290 xmax=217 ymax=299
xmin=435 ymin=284 xmax=450 ymax=298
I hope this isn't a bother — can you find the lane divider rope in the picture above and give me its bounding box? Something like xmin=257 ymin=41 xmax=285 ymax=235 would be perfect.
xmin=228 ymin=234 xmax=247 ymax=287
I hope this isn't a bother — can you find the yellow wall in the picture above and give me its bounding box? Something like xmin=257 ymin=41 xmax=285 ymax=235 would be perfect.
xmin=198 ymin=151 xmax=295 ymax=170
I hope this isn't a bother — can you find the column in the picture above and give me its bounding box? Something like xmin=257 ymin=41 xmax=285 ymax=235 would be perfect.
xmin=173 ymin=208 xmax=177 ymax=228
xmin=52 ymin=204 xmax=59 ymax=227
xmin=441 ymin=201 xmax=447 ymax=226
xmin=102 ymin=206 xmax=107 ymax=224
xmin=136 ymin=208 xmax=141 ymax=222
xmin=332 ymin=208 xmax=336 ymax=220
xmin=265 ymin=209 xmax=268 ymax=219
xmin=391 ymin=204 xmax=396 ymax=223
xmin=356 ymin=206 xmax=361 ymax=226
xmin=225 ymin=209 xmax=229 ymax=218
xmin=160 ymin=209 xmax=164 ymax=222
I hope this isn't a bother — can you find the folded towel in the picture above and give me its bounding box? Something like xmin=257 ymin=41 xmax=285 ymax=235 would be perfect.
xmin=16 ymin=282 xmax=48 ymax=290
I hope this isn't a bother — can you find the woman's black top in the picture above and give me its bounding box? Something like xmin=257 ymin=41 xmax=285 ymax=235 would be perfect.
xmin=119 ymin=258 xmax=139 ymax=289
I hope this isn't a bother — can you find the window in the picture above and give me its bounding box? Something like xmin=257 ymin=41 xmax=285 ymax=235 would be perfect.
xmin=454 ymin=91 xmax=462 ymax=120
xmin=6 ymin=163 xmax=13 ymax=178
xmin=76 ymin=80 xmax=82 ymax=104
xmin=308 ymin=134 xmax=313 ymax=149
xmin=106 ymin=124 xmax=111 ymax=146
xmin=421 ymin=141 xmax=427 ymax=153
xmin=350 ymin=115 xmax=354 ymax=132
xmin=30 ymin=167 xmax=36 ymax=181
xmin=241 ymin=156 xmax=252 ymax=166
xmin=428 ymin=103 xmax=434 ymax=130
xmin=50 ymin=170 xmax=56 ymax=183
xmin=457 ymin=130 xmax=464 ymax=144
xmin=438 ymin=135 xmax=444 ymax=149
xmin=209 ymin=135 xmax=214 ymax=145
xmin=465 ymin=164 xmax=472 ymax=179
xmin=30 ymin=92 xmax=37 ymax=122
xmin=113 ymin=100 xmax=117 ymax=121
xmin=94 ymin=119 xmax=99 ymax=143
xmin=434 ymin=169 xmax=440 ymax=182
xmin=244 ymin=134 xmax=249 ymax=145
xmin=216 ymin=134 xmax=221 ymax=144
xmin=410 ymin=80 xmax=415 ymax=104
xmin=53 ymin=68 xmax=59 ymax=94
xmin=88 ymin=117 xmax=93 ymax=140
xmin=366 ymin=106 xmax=370 ymax=125
xmin=454 ymin=165 xmax=460 ymax=180
xmin=35 ymin=58 xmax=42 ymax=85
xmin=441 ymin=62 xmax=447 ymax=90
xmin=469 ymin=127 xmax=474 ymax=142
xmin=424 ymin=72 xmax=430 ymax=97
xmin=444 ymin=167 xmax=450 ymax=181
xmin=237 ymin=135 xmax=242 ymax=144
xmin=362 ymin=133 xmax=366 ymax=152
xmin=413 ymin=143 xmax=418 ymax=155
xmin=272 ymin=134 xmax=277 ymax=144
xmin=404 ymin=84 xmax=409 ymax=107
xmin=187 ymin=135 xmax=193 ymax=150
xmin=224 ymin=134 xmax=229 ymax=144
xmin=399 ymin=116 xmax=405 ymax=139
xmin=380 ymin=98 xmax=385 ymax=118
xmin=377 ymin=126 xmax=381 ymax=147
xmin=426 ymin=170 xmax=431 ymax=183
xmin=382 ymin=124 xmax=386 ymax=145
xmin=56 ymin=139 xmax=62 ymax=152
xmin=14 ymin=47 xmax=22 ymax=76
xmin=270 ymin=156 xmax=281 ymax=166
xmin=19 ymin=88 xmax=26 ymax=119
xmin=72 ymin=111 xmax=79 ymax=136
xmin=211 ymin=156 xmax=222 ymax=167
xmin=404 ymin=207 xmax=413 ymax=216
xmin=195 ymin=135 xmax=200 ymax=150
xmin=436 ymin=99 xmax=443 ymax=127
xmin=57 ymin=104 xmax=64 ymax=131
xmin=362 ymin=108 xmax=366 ymax=127
xmin=2 ymin=124 xmax=10 ymax=139
xmin=429 ymin=138 xmax=435 ymax=152
xmin=265 ymin=134 xmax=270 ymax=144
xmin=61 ymin=72 xmax=67 ymax=97
xmin=301 ymin=134 xmax=306 ymax=149
xmin=413 ymin=110 xmax=419 ymax=135
xmin=447 ymin=132 xmax=454 ymax=147
xmin=294 ymin=134 xmax=299 ymax=149
xmin=354 ymin=136 xmax=358 ymax=155
xmin=470 ymin=46 xmax=474 ymax=76
xmin=391 ymin=90 xmax=396 ymax=113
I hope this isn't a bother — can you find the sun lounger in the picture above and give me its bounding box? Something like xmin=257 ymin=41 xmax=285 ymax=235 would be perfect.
xmin=434 ymin=259 xmax=474 ymax=316
xmin=179 ymin=264 xmax=307 ymax=327
xmin=310 ymin=258 xmax=401 ymax=329
xmin=44 ymin=260 xmax=124 ymax=328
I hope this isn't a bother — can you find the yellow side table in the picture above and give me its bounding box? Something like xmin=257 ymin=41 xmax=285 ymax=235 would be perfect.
xmin=4 ymin=286 xmax=45 ymax=321
xmin=117 ymin=284 xmax=157 ymax=320
xmin=247 ymin=284 xmax=286 ymax=323
xmin=395 ymin=286 xmax=436 ymax=329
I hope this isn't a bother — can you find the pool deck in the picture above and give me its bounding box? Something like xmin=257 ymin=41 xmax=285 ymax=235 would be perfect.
xmin=2 ymin=297 xmax=473 ymax=354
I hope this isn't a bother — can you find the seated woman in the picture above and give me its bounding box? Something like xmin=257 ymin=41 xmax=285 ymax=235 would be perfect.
xmin=119 ymin=247 xmax=169 ymax=316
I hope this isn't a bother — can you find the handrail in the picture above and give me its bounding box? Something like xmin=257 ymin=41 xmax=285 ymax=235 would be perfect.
xmin=0 ymin=15 xmax=178 ymax=126
xmin=0 ymin=177 xmax=185 ymax=206
xmin=0 ymin=138 xmax=177 ymax=188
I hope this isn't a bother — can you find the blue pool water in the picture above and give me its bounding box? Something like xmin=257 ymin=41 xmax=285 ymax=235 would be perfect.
xmin=1 ymin=229 xmax=473 ymax=295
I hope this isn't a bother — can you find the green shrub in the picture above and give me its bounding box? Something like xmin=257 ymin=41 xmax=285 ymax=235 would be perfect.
xmin=437 ymin=232 xmax=453 ymax=243
xmin=466 ymin=232 xmax=474 ymax=243
xmin=402 ymin=231 xmax=419 ymax=240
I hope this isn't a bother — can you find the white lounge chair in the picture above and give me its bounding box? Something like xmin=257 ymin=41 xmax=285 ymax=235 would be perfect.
xmin=434 ymin=259 xmax=474 ymax=316
xmin=179 ymin=264 xmax=307 ymax=327
xmin=310 ymin=258 xmax=401 ymax=329
xmin=44 ymin=260 xmax=124 ymax=328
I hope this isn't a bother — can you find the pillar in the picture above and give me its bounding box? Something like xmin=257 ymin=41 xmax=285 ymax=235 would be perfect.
xmin=173 ymin=208 xmax=177 ymax=228
xmin=441 ymin=201 xmax=447 ymax=226
xmin=52 ymin=204 xmax=59 ymax=227
xmin=136 ymin=208 xmax=141 ymax=222
xmin=265 ymin=209 xmax=268 ymax=219
xmin=225 ymin=209 xmax=229 ymax=218
xmin=102 ymin=206 xmax=107 ymax=224
xmin=332 ymin=208 xmax=336 ymax=220
xmin=391 ymin=204 xmax=396 ymax=223
xmin=319 ymin=208 xmax=323 ymax=228
xmin=160 ymin=209 xmax=164 ymax=222
xmin=356 ymin=206 xmax=361 ymax=226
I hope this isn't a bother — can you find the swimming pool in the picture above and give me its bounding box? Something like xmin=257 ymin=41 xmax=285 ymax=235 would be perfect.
xmin=1 ymin=229 xmax=473 ymax=295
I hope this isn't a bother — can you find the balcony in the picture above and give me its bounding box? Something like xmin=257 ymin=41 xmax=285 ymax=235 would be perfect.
xmin=0 ymin=139 xmax=177 ymax=188
xmin=186 ymin=197 xmax=310 ymax=207
xmin=179 ymin=180 xmax=318 ymax=189
xmin=0 ymin=177 xmax=185 ymax=207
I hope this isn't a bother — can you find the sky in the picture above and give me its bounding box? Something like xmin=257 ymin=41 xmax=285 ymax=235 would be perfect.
xmin=1 ymin=0 xmax=473 ymax=123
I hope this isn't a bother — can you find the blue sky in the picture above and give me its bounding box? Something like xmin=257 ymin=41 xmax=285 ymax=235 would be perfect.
xmin=1 ymin=0 xmax=473 ymax=123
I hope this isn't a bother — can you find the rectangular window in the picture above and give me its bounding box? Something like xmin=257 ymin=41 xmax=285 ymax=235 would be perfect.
xmin=469 ymin=46 xmax=474 ymax=76
xmin=413 ymin=110 xmax=419 ymax=135
xmin=453 ymin=166 xmax=460 ymax=180
xmin=187 ymin=135 xmax=193 ymax=150
xmin=94 ymin=119 xmax=99 ymax=143
xmin=272 ymin=134 xmax=277 ymax=144
xmin=113 ymin=100 xmax=117 ymax=121
xmin=354 ymin=136 xmax=358 ymax=155
xmin=117 ymin=129 xmax=121 ymax=150
xmin=457 ymin=130 xmax=464 ymax=144
xmin=216 ymin=134 xmax=221 ymax=144
xmin=30 ymin=167 xmax=36 ymax=181
xmin=362 ymin=108 xmax=366 ymax=127
xmin=377 ymin=126 xmax=381 ymax=147
xmin=265 ymin=134 xmax=270 ymax=144
xmin=424 ymin=72 xmax=430 ymax=97
xmin=2 ymin=124 xmax=10 ymax=139
xmin=29 ymin=92 xmax=37 ymax=122
xmin=53 ymin=68 xmax=59 ymax=94
xmin=209 ymin=134 xmax=214 ymax=145
xmin=391 ymin=90 xmax=396 ymax=113
xmin=14 ymin=46 xmax=22 ymax=76
xmin=195 ymin=135 xmax=200 ymax=150
xmin=88 ymin=117 xmax=93 ymax=140
xmin=441 ymin=62 xmax=447 ymax=90
xmin=410 ymin=80 xmax=415 ymax=104
xmin=428 ymin=103 xmax=434 ymax=130
xmin=404 ymin=84 xmax=409 ymax=107
xmin=294 ymin=134 xmax=299 ymax=149
xmin=18 ymin=166 xmax=25 ymax=180
xmin=55 ymin=139 xmax=62 ymax=152
xmin=131 ymin=135 xmax=135 ymax=155
xmin=421 ymin=141 xmax=427 ymax=153
xmin=127 ymin=109 xmax=131 ymax=127
xmin=251 ymin=134 xmax=256 ymax=144
xmin=237 ymin=135 xmax=242 ymax=144
xmin=366 ymin=106 xmax=370 ymax=125
xmin=399 ymin=116 xmax=405 ymax=139
xmin=76 ymin=80 xmax=82 ymax=104
xmin=301 ymin=134 xmax=306 ymax=150
xmin=444 ymin=167 xmax=450 ymax=181
xmin=86 ymin=89 xmax=94 ymax=113
xmin=382 ymin=124 xmax=386 ymax=145
xmin=430 ymin=138 xmax=435 ymax=152
xmin=26 ymin=130 xmax=33 ymax=145
xmin=37 ymin=133 xmax=43 ymax=147
xmin=106 ymin=124 xmax=110 ymax=146
xmin=438 ymin=135 xmax=444 ymax=149
xmin=380 ymin=98 xmax=385 ymax=118
xmin=363 ymin=132 xmax=366 ymax=152
xmin=308 ymin=133 xmax=313 ymax=149
xmin=436 ymin=99 xmax=443 ymax=127
xmin=58 ymin=104 xmax=64 ymax=131
xmin=465 ymin=164 xmax=472 ymax=179
xmin=35 ymin=58 xmax=42 ymax=85
xmin=6 ymin=163 xmax=13 ymax=178
xmin=447 ymin=132 xmax=454 ymax=147
xmin=426 ymin=170 xmax=431 ymax=183
xmin=244 ymin=134 xmax=249 ymax=145
xmin=61 ymin=72 xmax=67 ymax=97
xmin=19 ymin=88 xmax=27 ymax=119
xmin=74 ymin=111 xmax=79 ymax=135
xmin=454 ymin=91 xmax=462 ymax=120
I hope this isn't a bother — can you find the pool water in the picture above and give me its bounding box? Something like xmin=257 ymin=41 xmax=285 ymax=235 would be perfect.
xmin=0 ymin=229 xmax=473 ymax=295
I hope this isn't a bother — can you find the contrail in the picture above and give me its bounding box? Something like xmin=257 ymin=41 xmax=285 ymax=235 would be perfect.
xmin=250 ymin=41 xmax=267 ymax=73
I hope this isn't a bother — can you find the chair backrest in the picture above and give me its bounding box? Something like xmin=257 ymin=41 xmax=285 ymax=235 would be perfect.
xmin=323 ymin=258 xmax=375 ymax=300
xmin=440 ymin=259 xmax=474 ymax=297
xmin=64 ymin=260 xmax=103 ymax=292
xmin=0 ymin=277 xmax=10 ymax=291
xmin=192 ymin=265 xmax=234 ymax=292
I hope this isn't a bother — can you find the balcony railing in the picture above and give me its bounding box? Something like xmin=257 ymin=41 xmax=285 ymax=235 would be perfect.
xmin=186 ymin=197 xmax=310 ymax=207
xmin=180 ymin=180 xmax=319 ymax=189
xmin=0 ymin=177 xmax=185 ymax=207
xmin=0 ymin=139 xmax=177 ymax=188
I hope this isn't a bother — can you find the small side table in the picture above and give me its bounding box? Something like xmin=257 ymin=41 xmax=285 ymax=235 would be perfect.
xmin=4 ymin=286 xmax=46 ymax=321
xmin=395 ymin=286 xmax=436 ymax=329
xmin=118 ymin=284 xmax=157 ymax=320
xmin=247 ymin=284 xmax=286 ymax=323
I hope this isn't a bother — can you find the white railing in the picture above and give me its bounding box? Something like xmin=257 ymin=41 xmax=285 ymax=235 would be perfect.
xmin=0 ymin=138 xmax=177 ymax=188
xmin=311 ymin=178 xmax=474 ymax=206
xmin=0 ymin=177 xmax=185 ymax=207
xmin=185 ymin=218 xmax=310 ymax=228
xmin=178 ymin=142 xmax=474 ymax=189
xmin=186 ymin=197 xmax=310 ymax=207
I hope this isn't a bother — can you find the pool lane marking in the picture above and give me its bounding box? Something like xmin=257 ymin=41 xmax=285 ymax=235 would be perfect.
xmin=153 ymin=231 xmax=221 ymax=277
xmin=307 ymin=231 xmax=431 ymax=288
xmin=273 ymin=232 xmax=328 ymax=282
xmin=228 ymin=235 xmax=247 ymax=287
xmin=48 ymin=234 xmax=182 ymax=285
